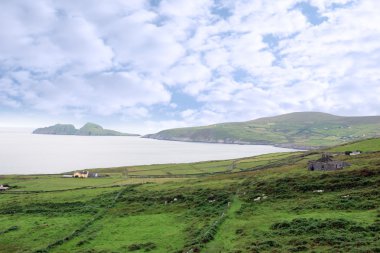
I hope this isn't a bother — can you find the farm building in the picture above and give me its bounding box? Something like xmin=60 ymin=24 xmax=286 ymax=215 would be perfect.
xmin=73 ymin=171 xmax=98 ymax=178
xmin=308 ymin=154 xmax=350 ymax=171
xmin=0 ymin=184 xmax=9 ymax=191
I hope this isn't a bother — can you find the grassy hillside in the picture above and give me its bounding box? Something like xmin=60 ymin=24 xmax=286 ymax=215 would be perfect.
xmin=89 ymin=152 xmax=302 ymax=177
xmin=145 ymin=112 xmax=380 ymax=149
xmin=328 ymin=138 xmax=380 ymax=152
xmin=0 ymin=138 xmax=379 ymax=252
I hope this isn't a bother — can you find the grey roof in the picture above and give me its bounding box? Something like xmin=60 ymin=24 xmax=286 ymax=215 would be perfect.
xmin=316 ymin=154 xmax=333 ymax=162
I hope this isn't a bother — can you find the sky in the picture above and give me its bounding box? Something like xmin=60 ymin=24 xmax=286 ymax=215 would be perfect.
xmin=0 ymin=0 xmax=379 ymax=134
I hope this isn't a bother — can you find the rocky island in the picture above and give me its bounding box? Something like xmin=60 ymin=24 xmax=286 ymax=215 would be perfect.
xmin=33 ymin=122 xmax=139 ymax=136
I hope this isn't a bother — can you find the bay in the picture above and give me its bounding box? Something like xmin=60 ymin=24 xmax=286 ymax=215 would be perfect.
xmin=0 ymin=128 xmax=297 ymax=174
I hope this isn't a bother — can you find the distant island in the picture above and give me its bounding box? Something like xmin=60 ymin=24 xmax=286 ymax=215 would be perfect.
xmin=33 ymin=123 xmax=139 ymax=136
xmin=144 ymin=112 xmax=380 ymax=149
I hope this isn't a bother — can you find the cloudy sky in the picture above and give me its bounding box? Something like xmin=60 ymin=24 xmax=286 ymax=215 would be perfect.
xmin=0 ymin=0 xmax=379 ymax=133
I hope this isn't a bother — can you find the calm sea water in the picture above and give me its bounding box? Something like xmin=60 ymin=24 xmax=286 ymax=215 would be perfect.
xmin=0 ymin=128 xmax=296 ymax=175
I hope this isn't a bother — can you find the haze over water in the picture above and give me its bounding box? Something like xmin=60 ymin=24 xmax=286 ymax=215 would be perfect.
xmin=0 ymin=128 xmax=296 ymax=175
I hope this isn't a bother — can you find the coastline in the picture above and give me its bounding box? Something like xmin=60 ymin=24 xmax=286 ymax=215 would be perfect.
xmin=142 ymin=135 xmax=315 ymax=150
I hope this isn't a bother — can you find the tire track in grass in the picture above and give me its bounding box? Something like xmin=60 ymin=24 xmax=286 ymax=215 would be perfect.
xmin=202 ymin=197 xmax=243 ymax=252
xmin=185 ymin=194 xmax=240 ymax=253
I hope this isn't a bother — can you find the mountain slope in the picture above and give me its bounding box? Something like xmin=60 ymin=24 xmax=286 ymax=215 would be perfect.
xmin=33 ymin=123 xmax=139 ymax=136
xmin=144 ymin=112 xmax=380 ymax=149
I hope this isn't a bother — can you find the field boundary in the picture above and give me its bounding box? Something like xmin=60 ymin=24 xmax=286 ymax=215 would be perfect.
xmin=127 ymin=152 xmax=317 ymax=179
xmin=0 ymin=184 xmax=127 ymax=194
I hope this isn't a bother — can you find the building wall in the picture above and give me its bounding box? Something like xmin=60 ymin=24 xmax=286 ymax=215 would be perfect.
xmin=73 ymin=172 xmax=88 ymax=178
xmin=308 ymin=161 xmax=344 ymax=171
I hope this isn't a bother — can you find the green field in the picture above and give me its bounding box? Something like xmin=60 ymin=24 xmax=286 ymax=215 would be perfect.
xmin=328 ymin=138 xmax=380 ymax=152
xmin=1 ymin=138 xmax=380 ymax=252
xmin=89 ymin=151 xmax=301 ymax=177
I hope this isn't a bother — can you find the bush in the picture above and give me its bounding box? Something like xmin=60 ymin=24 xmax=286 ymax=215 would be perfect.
xmin=127 ymin=242 xmax=157 ymax=252
xmin=235 ymin=228 xmax=245 ymax=235
xmin=289 ymin=245 xmax=308 ymax=252
xmin=0 ymin=226 xmax=19 ymax=235
xmin=271 ymin=218 xmax=367 ymax=236
xmin=288 ymin=239 xmax=308 ymax=247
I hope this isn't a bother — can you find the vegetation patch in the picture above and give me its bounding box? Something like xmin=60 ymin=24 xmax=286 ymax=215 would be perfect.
xmin=0 ymin=226 xmax=18 ymax=236
xmin=127 ymin=242 xmax=157 ymax=251
xmin=270 ymin=218 xmax=380 ymax=251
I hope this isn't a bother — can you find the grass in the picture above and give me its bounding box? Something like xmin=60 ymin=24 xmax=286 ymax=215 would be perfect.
xmin=52 ymin=213 xmax=186 ymax=253
xmin=0 ymin=138 xmax=380 ymax=252
xmin=328 ymin=138 xmax=380 ymax=152
xmin=0 ymin=174 xmax=186 ymax=192
xmin=0 ymin=214 xmax=91 ymax=253
xmin=0 ymin=175 xmax=123 ymax=191
xmin=89 ymin=151 xmax=300 ymax=177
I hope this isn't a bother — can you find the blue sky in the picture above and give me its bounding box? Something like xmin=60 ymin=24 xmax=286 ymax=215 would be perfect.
xmin=0 ymin=0 xmax=379 ymax=134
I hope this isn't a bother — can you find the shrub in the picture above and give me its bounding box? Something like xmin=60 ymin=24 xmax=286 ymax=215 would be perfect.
xmin=127 ymin=242 xmax=157 ymax=252
xmin=235 ymin=228 xmax=245 ymax=235
xmin=0 ymin=226 xmax=19 ymax=235
xmin=271 ymin=218 xmax=367 ymax=236
xmin=289 ymin=245 xmax=308 ymax=252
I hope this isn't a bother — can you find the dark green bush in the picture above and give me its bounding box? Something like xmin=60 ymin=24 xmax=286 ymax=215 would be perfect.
xmin=235 ymin=228 xmax=245 ymax=235
xmin=289 ymin=245 xmax=308 ymax=252
xmin=127 ymin=242 xmax=157 ymax=251
xmin=257 ymin=240 xmax=281 ymax=249
xmin=271 ymin=218 xmax=364 ymax=236
xmin=0 ymin=225 xmax=19 ymax=235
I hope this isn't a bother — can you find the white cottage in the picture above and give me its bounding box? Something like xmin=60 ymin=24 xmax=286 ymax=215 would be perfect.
xmin=0 ymin=184 xmax=9 ymax=191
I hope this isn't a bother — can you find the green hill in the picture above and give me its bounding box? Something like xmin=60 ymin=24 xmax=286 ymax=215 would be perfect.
xmin=144 ymin=112 xmax=380 ymax=149
xmin=33 ymin=122 xmax=139 ymax=136
xmin=1 ymin=138 xmax=379 ymax=252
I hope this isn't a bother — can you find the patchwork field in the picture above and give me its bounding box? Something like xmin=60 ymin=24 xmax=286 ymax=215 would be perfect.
xmin=1 ymin=138 xmax=380 ymax=252
xmin=89 ymin=152 xmax=302 ymax=177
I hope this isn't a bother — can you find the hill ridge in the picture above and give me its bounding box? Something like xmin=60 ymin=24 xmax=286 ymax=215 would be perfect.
xmin=144 ymin=112 xmax=380 ymax=149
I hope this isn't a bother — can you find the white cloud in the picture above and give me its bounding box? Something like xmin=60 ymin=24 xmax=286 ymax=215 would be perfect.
xmin=106 ymin=15 xmax=185 ymax=72
xmin=0 ymin=1 xmax=114 ymax=74
xmin=85 ymin=72 xmax=171 ymax=115
xmin=159 ymin=0 xmax=212 ymax=18
xmin=1 ymin=0 xmax=380 ymax=129
xmin=122 ymin=106 xmax=150 ymax=119
xmin=181 ymin=109 xmax=196 ymax=118
xmin=309 ymin=0 xmax=353 ymax=11
xmin=0 ymin=71 xmax=170 ymax=117
xmin=228 ymin=33 xmax=275 ymax=71
xmin=204 ymin=47 xmax=230 ymax=69
xmin=164 ymin=55 xmax=212 ymax=89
